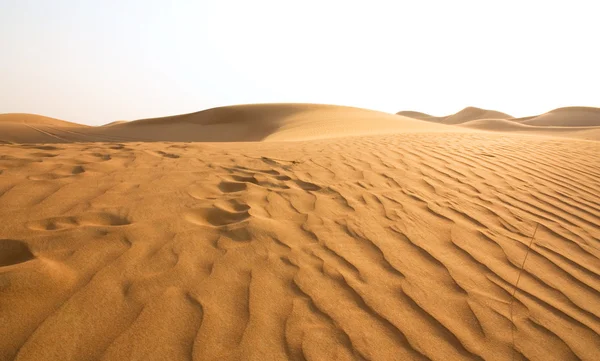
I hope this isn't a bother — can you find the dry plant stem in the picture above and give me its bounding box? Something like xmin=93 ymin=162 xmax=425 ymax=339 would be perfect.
xmin=510 ymin=222 xmax=540 ymax=361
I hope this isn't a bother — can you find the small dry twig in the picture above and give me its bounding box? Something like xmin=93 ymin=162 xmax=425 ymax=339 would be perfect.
xmin=510 ymin=222 xmax=539 ymax=361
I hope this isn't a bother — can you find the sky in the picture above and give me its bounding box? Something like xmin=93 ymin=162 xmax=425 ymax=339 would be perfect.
xmin=1 ymin=0 xmax=599 ymax=125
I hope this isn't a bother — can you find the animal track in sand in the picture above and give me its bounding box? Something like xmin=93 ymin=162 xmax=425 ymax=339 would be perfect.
xmin=21 ymin=145 xmax=64 ymax=151
xmin=218 ymin=181 xmax=248 ymax=193
xmin=225 ymin=165 xmax=323 ymax=193
xmin=27 ymin=174 xmax=68 ymax=181
xmin=185 ymin=200 xmax=251 ymax=227
xmin=0 ymin=239 xmax=35 ymax=267
xmin=27 ymin=166 xmax=86 ymax=180
xmin=90 ymin=153 xmax=112 ymax=161
xmin=71 ymin=165 xmax=85 ymax=174
xmin=27 ymin=212 xmax=130 ymax=231
xmin=292 ymin=179 xmax=322 ymax=191
xmin=29 ymin=152 xmax=58 ymax=158
xmin=228 ymin=173 xmax=290 ymax=190
xmin=145 ymin=150 xmax=180 ymax=158
xmin=156 ymin=151 xmax=180 ymax=158
xmin=229 ymin=174 xmax=259 ymax=184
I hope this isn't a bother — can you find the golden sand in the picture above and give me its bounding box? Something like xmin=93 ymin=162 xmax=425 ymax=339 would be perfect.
xmin=1 ymin=104 xmax=599 ymax=360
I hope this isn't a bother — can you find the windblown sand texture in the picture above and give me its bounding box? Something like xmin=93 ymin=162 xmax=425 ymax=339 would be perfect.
xmin=1 ymin=104 xmax=599 ymax=361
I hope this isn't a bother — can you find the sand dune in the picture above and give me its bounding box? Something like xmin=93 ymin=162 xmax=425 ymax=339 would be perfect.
xmin=100 ymin=103 xmax=452 ymax=142
xmin=398 ymin=107 xmax=513 ymax=125
xmin=398 ymin=106 xmax=600 ymax=140
xmin=4 ymin=104 xmax=599 ymax=144
xmin=516 ymin=107 xmax=600 ymax=127
xmin=0 ymin=113 xmax=85 ymax=127
xmin=459 ymin=119 xmax=600 ymax=139
xmin=1 ymin=104 xmax=599 ymax=361
xmin=0 ymin=114 xmax=92 ymax=144
xmin=0 ymin=104 xmax=455 ymax=144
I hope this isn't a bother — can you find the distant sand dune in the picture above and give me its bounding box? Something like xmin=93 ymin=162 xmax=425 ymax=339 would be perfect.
xmin=517 ymin=107 xmax=600 ymax=127
xmin=3 ymin=104 xmax=599 ymax=144
xmin=104 ymin=103 xmax=455 ymax=142
xmin=398 ymin=107 xmax=513 ymax=125
xmin=1 ymin=104 xmax=456 ymax=144
xmin=398 ymin=106 xmax=600 ymax=140
xmin=460 ymin=119 xmax=600 ymax=138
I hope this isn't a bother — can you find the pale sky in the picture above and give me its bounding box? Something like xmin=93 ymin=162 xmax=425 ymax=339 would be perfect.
xmin=1 ymin=0 xmax=599 ymax=125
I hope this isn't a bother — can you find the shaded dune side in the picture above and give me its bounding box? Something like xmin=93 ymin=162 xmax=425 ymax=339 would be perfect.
xmin=0 ymin=239 xmax=35 ymax=267
xmin=0 ymin=133 xmax=598 ymax=361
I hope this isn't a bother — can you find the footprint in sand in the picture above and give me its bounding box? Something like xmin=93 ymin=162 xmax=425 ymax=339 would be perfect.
xmin=27 ymin=212 xmax=130 ymax=231
xmin=218 ymin=181 xmax=248 ymax=193
xmin=0 ymin=239 xmax=35 ymax=267
xmin=185 ymin=199 xmax=251 ymax=227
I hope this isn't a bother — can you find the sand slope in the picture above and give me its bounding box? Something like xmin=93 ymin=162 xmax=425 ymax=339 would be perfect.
xmin=1 ymin=129 xmax=599 ymax=360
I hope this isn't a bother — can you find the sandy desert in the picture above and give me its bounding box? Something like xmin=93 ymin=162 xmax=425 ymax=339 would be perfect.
xmin=0 ymin=104 xmax=599 ymax=361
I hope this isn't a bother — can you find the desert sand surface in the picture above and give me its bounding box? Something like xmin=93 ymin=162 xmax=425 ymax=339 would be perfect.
xmin=1 ymin=104 xmax=599 ymax=361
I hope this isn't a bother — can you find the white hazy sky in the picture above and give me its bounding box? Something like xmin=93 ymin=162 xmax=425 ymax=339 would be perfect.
xmin=1 ymin=0 xmax=599 ymax=125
